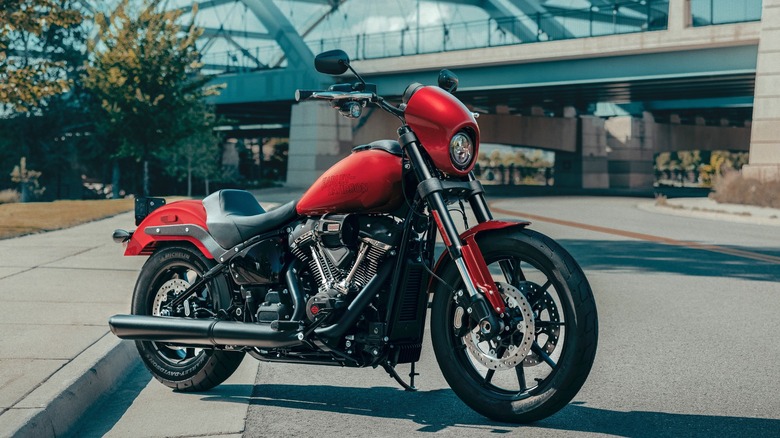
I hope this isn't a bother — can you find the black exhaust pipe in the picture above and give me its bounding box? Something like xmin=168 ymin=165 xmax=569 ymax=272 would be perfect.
xmin=110 ymin=262 xmax=393 ymax=349
xmin=108 ymin=314 xmax=302 ymax=348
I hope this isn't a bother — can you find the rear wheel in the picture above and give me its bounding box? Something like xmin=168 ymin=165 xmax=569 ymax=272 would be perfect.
xmin=132 ymin=245 xmax=244 ymax=392
xmin=430 ymin=228 xmax=597 ymax=423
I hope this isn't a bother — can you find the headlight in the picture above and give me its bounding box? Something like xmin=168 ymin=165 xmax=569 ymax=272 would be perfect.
xmin=449 ymin=132 xmax=474 ymax=169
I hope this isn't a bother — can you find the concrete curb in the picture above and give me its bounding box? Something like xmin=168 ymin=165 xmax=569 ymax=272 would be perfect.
xmin=638 ymin=200 xmax=780 ymax=227
xmin=2 ymin=335 xmax=138 ymax=438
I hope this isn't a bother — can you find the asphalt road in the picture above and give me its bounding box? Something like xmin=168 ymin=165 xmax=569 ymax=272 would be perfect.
xmin=70 ymin=197 xmax=780 ymax=437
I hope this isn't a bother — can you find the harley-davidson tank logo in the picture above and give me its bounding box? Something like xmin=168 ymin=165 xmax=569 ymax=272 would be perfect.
xmin=323 ymin=174 xmax=369 ymax=196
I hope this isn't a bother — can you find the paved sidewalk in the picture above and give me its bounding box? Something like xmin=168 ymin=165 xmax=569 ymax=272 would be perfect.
xmin=0 ymin=212 xmax=144 ymax=437
xmin=0 ymin=189 xmax=301 ymax=437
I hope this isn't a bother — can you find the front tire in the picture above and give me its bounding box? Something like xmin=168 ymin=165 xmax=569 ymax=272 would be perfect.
xmin=132 ymin=245 xmax=245 ymax=392
xmin=430 ymin=228 xmax=598 ymax=423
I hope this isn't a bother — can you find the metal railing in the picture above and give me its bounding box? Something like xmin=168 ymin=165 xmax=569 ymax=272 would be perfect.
xmin=690 ymin=0 xmax=762 ymax=26
xmin=201 ymin=0 xmax=670 ymax=72
xmin=313 ymin=1 xmax=669 ymax=61
xmin=200 ymin=44 xmax=284 ymax=73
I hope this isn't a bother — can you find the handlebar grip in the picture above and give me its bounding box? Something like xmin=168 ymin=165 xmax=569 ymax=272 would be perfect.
xmin=295 ymin=89 xmax=318 ymax=101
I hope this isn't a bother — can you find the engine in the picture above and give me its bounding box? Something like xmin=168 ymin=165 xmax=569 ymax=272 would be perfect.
xmin=288 ymin=214 xmax=401 ymax=322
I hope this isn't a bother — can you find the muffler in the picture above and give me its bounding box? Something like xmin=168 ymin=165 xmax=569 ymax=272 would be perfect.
xmin=108 ymin=314 xmax=302 ymax=348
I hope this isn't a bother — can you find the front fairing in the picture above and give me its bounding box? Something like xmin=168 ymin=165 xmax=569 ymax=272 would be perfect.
xmin=404 ymin=86 xmax=480 ymax=176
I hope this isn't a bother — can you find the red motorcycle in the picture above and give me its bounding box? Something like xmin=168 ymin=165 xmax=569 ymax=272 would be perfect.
xmin=110 ymin=50 xmax=597 ymax=423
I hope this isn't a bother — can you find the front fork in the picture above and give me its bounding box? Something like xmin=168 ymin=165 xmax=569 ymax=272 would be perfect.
xmin=400 ymin=127 xmax=505 ymax=339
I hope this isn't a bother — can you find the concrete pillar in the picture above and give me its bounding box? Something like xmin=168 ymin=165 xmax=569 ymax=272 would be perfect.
xmin=743 ymin=0 xmax=780 ymax=181
xmin=287 ymin=101 xmax=353 ymax=188
xmin=554 ymin=115 xmax=609 ymax=189
xmin=552 ymin=150 xmax=582 ymax=189
xmin=667 ymin=0 xmax=691 ymax=32
xmin=580 ymin=116 xmax=609 ymax=189
xmin=221 ymin=140 xmax=240 ymax=181
xmin=604 ymin=114 xmax=655 ymax=190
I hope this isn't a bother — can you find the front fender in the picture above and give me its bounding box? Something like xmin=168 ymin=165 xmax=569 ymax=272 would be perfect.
xmin=124 ymin=200 xmax=220 ymax=259
xmin=428 ymin=220 xmax=530 ymax=293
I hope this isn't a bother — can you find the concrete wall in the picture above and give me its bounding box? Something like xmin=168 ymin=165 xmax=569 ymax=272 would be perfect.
xmin=476 ymin=114 xmax=578 ymax=152
xmin=744 ymin=0 xmax=780 ymax=181
xmin=655 ymin=124 xmax=751 ymax=152
xmin=352 ymin=110 xmax=580 ymax=152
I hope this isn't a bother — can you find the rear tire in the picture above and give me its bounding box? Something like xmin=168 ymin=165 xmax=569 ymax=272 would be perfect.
xmin=132 ymin=245 xmax=244 ymax=392
xmin=430 ymin=228 xmax=597 ymax=423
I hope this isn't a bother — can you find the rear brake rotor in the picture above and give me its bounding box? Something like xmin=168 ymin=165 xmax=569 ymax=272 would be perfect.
xmin=151 ymin=278 xmax=203 ymax=358
xmin=152 ymin=279 xmax=189 ymax=316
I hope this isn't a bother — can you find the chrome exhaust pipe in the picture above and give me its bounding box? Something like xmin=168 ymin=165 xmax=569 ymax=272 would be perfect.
xmin=108 ymin=314 xmax=302 ymax=348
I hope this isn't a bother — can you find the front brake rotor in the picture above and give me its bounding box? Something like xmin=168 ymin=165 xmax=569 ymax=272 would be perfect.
xmin=462 ymin=282 xmax=535 ymax=370
xmin=518 ymin=282 xmax=561 ymax=367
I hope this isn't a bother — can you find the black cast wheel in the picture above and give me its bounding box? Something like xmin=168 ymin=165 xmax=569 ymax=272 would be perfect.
xmin=430 ymin=228 xmax=598 ymax=423
xmin=131 ymin=245 xmax=244 ymax=392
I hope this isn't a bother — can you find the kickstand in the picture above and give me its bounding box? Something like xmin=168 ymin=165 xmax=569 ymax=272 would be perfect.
xmin=382 ymin=361 xmax=419 ymax=392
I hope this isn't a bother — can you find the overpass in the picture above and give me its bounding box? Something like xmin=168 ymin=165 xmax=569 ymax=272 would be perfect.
xmin=188 ymin=0 xmax=779 ymax=189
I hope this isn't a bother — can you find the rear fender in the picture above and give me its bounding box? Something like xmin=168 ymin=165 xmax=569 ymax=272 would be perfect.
xmin=124 ymin=200 xmax=224 ymax=259
xmin=428 ymin=220 xmax=530 ymax=293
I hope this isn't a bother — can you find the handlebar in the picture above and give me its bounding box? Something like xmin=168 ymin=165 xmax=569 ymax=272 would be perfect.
xmin=295 ymin=88 xmax=404 ymax=119
xmin=294 ymin=90 xmax=317 ymax=101
xmin=295 ymin=89 xmax=375 ymax=102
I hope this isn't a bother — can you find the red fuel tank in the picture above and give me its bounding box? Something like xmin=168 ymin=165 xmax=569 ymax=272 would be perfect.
xmin=296 ymin=146 xmax=403 ymax=216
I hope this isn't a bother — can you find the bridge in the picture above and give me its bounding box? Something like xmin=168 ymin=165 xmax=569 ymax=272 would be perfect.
xmin=186 ymin=0 xmax=779 ymax=189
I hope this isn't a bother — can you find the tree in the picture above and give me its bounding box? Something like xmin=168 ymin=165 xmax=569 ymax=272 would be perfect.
xmin=83 ymin=0 xmax=222 ymax=197
xmin=153 ymin=100 xmax=221 ymax=197
xmin=0 ymin=0 xmax=88 ymax=200
xmin=0 ymin=0 xmax=83 ymax=113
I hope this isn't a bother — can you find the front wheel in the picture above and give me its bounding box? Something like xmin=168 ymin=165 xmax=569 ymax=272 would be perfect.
xmin=430 ymin=228 xmax=598 ymax=423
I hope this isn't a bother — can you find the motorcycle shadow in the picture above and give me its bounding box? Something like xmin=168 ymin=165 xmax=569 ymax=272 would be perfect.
xmin=199 ymin=383 xmax=515 ymax=433
xmin=199 ymin=385 xmax=780 ymax=436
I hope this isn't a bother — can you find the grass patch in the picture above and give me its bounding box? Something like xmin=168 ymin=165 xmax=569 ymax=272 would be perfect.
xmin=0 ymin=198 xmax=134 ymax=240
xmin=654 ymin=194 xmax=684 ymax=209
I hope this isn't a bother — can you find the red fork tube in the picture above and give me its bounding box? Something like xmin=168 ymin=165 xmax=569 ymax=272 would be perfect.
xmin=401 ymin=129 xmax=506 ymax=315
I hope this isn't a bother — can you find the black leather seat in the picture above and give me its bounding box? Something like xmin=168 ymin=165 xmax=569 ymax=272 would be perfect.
xmin=203 ymin=189 xmax=298 ymax=249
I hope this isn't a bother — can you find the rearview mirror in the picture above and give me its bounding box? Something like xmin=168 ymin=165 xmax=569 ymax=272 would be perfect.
xmin=315 ymin=50 xmax=350 ymax=75
xmin=438 ymin=69 xmax=459 ymax=93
